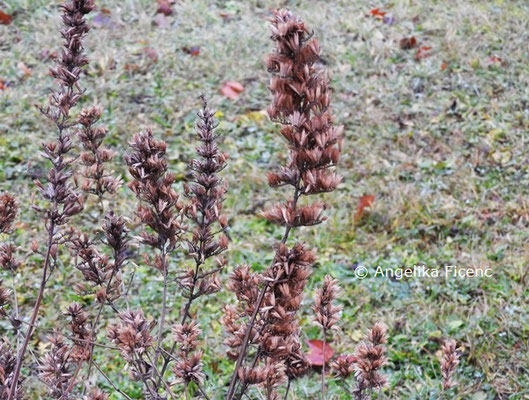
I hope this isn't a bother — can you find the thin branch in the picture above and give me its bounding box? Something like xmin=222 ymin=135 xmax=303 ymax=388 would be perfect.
xmin=93 ymin=361 xmax=133 ymax=400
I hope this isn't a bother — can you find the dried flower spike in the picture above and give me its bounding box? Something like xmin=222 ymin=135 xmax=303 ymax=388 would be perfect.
xmin=8 ymin=1 xmax=94 ymax=397
xmin=441 ymin=339 xmax=460 ymax=390
xmin=77 ymin=106 xmax=121 ymax=202
xmin=226 ymin=9 xmax=343 ymax=399
xmin=353 ymin=323 xmax=388 ymax=399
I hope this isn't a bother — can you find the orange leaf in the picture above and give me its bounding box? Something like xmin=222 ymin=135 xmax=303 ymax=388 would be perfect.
xmin=0 ymin=9 xmax=12 ymax=25
xmin=355 ymin=195 xmax=375 ymax=221
xmin=415 ymin=46 xmax=432 ymax=60
xmin=441 ymin=61 xmax=448 ymax=71
xmin=17 ymin=62 xmax=31 ymax=77
xmin=0 ymin=79 xmax=6 ymax=90
xmin=369 ymin=8 xmax=387 ymax=18
xmin=399 ymin=36 xmax=417 ymax=50
xmin=306 ymin=340 xmax=334 ymax=366
xmin=220 ymin=81 xmax=244 ymax=100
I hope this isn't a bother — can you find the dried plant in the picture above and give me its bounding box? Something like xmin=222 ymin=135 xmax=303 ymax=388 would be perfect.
xmin=39 ymin=333 xmax=75 ymax=398
xmin=0 ymin=194 xmax=17 ymax=234
xmin=312 ymin=275 xmax=342 ymax=398
xmin=0 ymin=338 xmax=23 ymax=400
xmin=77 ymin=106 xmax=121 ymax=206
xmin=124 ymin=127 xmax=186 ymax=389
xmin=352 ymin=323 xmax=388 ymax=400
xmin=6 ymin=1 xmax=94 ymax=397
xmin=224 ymin=8 xmax=343 ymax=400
xmin=154 ymin=96 xmax=228 ymax=395
xmin=440 ymin=339 xmax=459 ymax=391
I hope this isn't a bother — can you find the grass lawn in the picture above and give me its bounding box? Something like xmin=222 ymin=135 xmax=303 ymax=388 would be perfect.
xmin=1 ymin=0 xmax=528 ymax=399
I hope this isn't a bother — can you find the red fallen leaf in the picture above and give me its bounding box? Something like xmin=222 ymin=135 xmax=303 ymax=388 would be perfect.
xmin=441 ymin=61 xmax=448 ymax=71
xmin=369 ymin=8 xmax=387 ymax=18
xmin=0 ymin=79 xmax=6 ymax=90
xmin=182 ymin=46 xmax=200 ymax=56
xmin=306 ymin=339 xmax=334 ymax=366
xmin=156 ymin=0 xmax=173 ymax=16
xmin=17 ymin=62 xmax=32 ymax=77
xmin=143 ymin=47 xmax=158 ymax=62
xmin=489 ymin=56 xmax=502 ymax=64
xmin=0 ymin=9 xmax=12 ymax=25
xmin=355 ymin=195 xmax=375 ymax=221
xmin=415 ymin=46 xmax=432 ymax=60
xmin=220 ymin=81 xmax=244 ymax=100
xmin=399 ymin=36 xmax=417 ymax=50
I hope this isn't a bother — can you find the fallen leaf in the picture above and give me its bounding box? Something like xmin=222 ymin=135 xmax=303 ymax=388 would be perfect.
xmin=143 ymin=47 xmax=158 ymax=62
xmin=182 ymin=46 xmax=200 ymax=56
xmin=220 ymin=81 xmax=244 ymax=100
xmin=93 ymin=12 xmax=112 ymax=28
xmin=220 ymin=12 xmax=235 ymax=21
xmin=0 ymin=79 xmax=6 ymax=90
xmin=100 ymin=7 xmax=111 ymax=14
xmin=441 ymin=61 xmax=448 ymax=71
xmin=306 ymin=339 xmax=334 ymax=366
xmin=355 ymin=195 xmax=375 ymax=221
xmin=369 ymin=8 xmax=387 ymax=18
xmin=17 ymin=62 xmax=32 ymax=77
xmin=415 ymin=46 xmax=432 ymax=60
xmin=489 ymin=56 xmax=503 ymax=64
xmin=156 ymin=0 xmax=173 ymax=16
xmin=123 ymin=63 xmax=140 ymax=72
xmin=0 ymin=9 xmax=12 ymax=25
xmin=399 ymin=36 xmax=417 ymax=50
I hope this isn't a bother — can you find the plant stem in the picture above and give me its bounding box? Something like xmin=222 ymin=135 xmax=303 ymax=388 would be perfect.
xmin=8 ymin=221 xmax=55 ymax=400
xmin=283 ymin=379 xmax=291 ymax=400
xmin=321 ymin=327 xmax=327 ymax=400
xmin=153 ymin=251 xmax=169 ymax=369
xmin=92 ymin=360 xmax=133 ymax=400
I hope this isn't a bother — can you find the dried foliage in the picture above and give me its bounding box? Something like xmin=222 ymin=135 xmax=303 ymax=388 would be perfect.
xmin=441 ymin=339 xmax=460 ymax=390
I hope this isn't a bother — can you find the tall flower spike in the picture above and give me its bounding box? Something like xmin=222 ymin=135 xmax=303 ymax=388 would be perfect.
xmin=225 ymin=9 xmax=343 ymax=400
xmin=125 ymin=129 xmax=184 ymax=253
xmin=441 ymin=339 xmax=460 ymax=390
xmin=157 ymin=97 xmax=228 ymax=393
xmin=9 ymin=1 xmax=94 ymax=397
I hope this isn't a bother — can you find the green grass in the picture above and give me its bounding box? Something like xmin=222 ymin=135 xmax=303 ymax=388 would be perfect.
xmin=1 ymin=0 xmax=529 ymax=399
